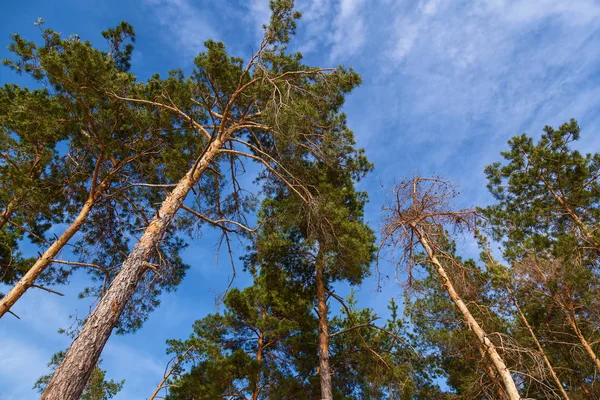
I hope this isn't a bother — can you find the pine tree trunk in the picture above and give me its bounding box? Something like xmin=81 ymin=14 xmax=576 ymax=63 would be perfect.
xmin=413 ymin=225 xmax=521 ymax=400
xmin=316 ymin=253 xmax=333 ymax=400
xmin=510 ymin=290 xmax=570 ymax=400
xmin=0 ymin=191 xmax=99 ymax=318
xmin=0 ymin=153 xmax=113 ymax=317
xmin=251 ymin=309 xmax=265 ymax=400
xmin=41 ymin=137 xmax=224 ymax=400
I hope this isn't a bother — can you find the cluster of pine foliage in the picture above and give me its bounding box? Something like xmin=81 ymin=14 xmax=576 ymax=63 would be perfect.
xmin=1 ymin=2 xmax=599 ymax=399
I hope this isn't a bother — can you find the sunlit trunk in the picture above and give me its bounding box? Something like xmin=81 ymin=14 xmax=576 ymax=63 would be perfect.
xmin=0 ymin=191 xmax=100 ymax=318
xmin=413 ymin=225 xmax=521 ymax=400
xmin=41 ymin=137 xmax=224 ymax=400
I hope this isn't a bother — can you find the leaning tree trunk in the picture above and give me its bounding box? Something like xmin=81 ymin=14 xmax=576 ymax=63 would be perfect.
xmin=41 ymin=137 xmax=225 ymax=400
xmin=0 ymin=186 xmax=105 ymax=318
xmin=0 ymin=153 xmax=114 ymax=318
xmin=412 ymin=225 xmax=521 ymax=400
xmin=478 ymin=346 xmax=509 ymax=400
xmin=316 ymin=253 xmax=333 ymax=400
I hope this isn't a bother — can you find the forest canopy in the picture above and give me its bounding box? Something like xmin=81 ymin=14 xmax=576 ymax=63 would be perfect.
xmin=1 ymin=1 xmax=598 ymax=400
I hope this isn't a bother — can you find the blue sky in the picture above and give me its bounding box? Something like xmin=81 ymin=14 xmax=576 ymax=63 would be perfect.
xmin=1 ymin=0 xmax=600 ymax=398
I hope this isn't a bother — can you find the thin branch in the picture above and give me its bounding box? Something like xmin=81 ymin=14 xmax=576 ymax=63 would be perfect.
xmin=180 ymin=204 xmax=259 ymax=234
xmin=50 ymin=259 xmax=109 ymax=273
xmin=329 ymin=321 xmax=377 ymax=338
xmin=327 ymin=291 xmax=391 ymax=370
xmin=31 ymin=284 xmax=64 ymax=297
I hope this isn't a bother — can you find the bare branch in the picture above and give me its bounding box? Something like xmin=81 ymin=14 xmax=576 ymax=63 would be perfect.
xmin=180 ymin=204 xmax=258 ymax=234
xmin=31 ymin=284 xmax=64 ymax=297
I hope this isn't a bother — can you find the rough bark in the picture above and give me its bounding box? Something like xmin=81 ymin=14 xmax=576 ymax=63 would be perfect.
xmin=41 ymin=137 xmax=223 ymax=400
xmin=510 ymin=291 xmax=570 ymax=400
xmin=316 ymin=253 xmax=333 ymax=400
xmin=413 ymin=226 xmax=522 ymax=400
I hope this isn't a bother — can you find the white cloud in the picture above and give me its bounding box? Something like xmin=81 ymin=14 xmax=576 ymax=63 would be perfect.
xmin=144 ymin=0 xmax=218 ymax=59
xmin=380 ymin=0 xmax=600 ymax=125
xmin=301 ymin=0 xmax=332 ymax=21
xmin=480 ymin=0 xmax=600 ymax=25
xmin=339 ymin=0 xmax=363 ymax=17
xmin=294 ymin=0 xmax=333 ymax=55
xmin=390 ymin=21 xmax=419 ymax=61
xmin=420 ymin=0 xmax=440 ymax=15
xmin=247 ymin=0 xmax=271 ymax=37
xmin=322 ymin=0 xmax=600 ymax=220
xmin=329 ymin=0 xmax=368 ymax=61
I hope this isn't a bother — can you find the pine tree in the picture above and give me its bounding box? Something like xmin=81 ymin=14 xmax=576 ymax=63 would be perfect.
xmin=381 ymin=177 xmax=522 ymax=400
xmin=161 ymin=268 xmax=319 ymax=399
xmin=484 ymin=119 xmax=600 ymax=259
xmin=253 ymin=134 xmax=375 ymax=398
xmin=484 ymin=120 xmax=600 ymax=394
xmin=42 ymin=2 xmax=370 ymax=398
xmin=160 ymin=273 xmax=428 ymax=399
xmin=0 ymin=83 xmax=68 ymax=290
xmin=0 ymin=21 xmax=193 ymax=323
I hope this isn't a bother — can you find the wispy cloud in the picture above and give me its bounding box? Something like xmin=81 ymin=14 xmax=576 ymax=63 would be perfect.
xmin=3 ymin=1 xmax=600 ymax=397
xmin=144 ymin=0 xmax=218 ymax=59
xmin=246 ymin=0 xmax=271 ymax=38
xmin=329 ymin=0 xmax=368 ymax=61
xmin=293 ymin=0 xmax=333 ymax=55
xmin=365 ymin=0 xmax=600 ymax=175
xmin=481 ymin=0 xmax=600 ymax=25
xmin=389 ymin=19 xmax=419 ymax=61
xmin=288 ymin=0 xmax=600 ymax=243
xmin=287 ymin=0 xmax=370 ymax=63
